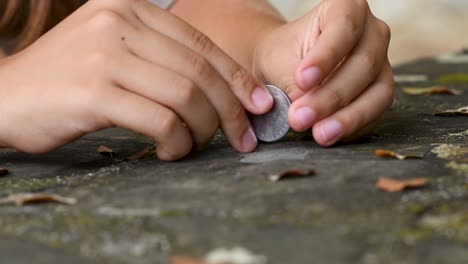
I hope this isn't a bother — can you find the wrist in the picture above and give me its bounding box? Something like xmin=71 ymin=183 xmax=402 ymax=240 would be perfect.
xmin=249 ymin=20 xmax=285 ymax=74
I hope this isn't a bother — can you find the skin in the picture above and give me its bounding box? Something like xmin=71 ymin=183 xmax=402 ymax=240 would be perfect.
xmin=0 ymin=0 xmax=274 ymax=160
xmin=0 ymin=0 xmax=394 ymax=160
xmin=172 ymin=0 xmax=394 ymax=146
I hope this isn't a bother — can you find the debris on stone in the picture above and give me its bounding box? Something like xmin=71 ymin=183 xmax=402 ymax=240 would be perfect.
xmin=374 ymin=149 xmax=424 ymax=160
xmin=205 ymin=247 xmax=268 ymax=264
xmin=394 ymin=74 xmax=428 ymax=83
xmin=376 ymin=177 xmax=429 ymax=192
xmin=402 ymin=86 xmax=462 ymax=95
xmin=448 ymin=130 xmax=468 ymax=138
xmin=122 ymin=146 xmax=156 ymax=161
xmin=0 ymin=193 xmax=77 ymax=206
xmin=268 ymin=168 xmax=316 ymax=182
xmin=97 ymin=145 xmax=117 ymax=158
xmin=431 ymin=144 xmax=468 ymax=159
xmin=434 ymin=106 xmax=468 ymax=116
xmin=437 ymin=73 xmax=468 ymax=83
xmin=0 ymin=168 xmax=8 ymax=177
xmin=436 ymin=54 xmax=468 ymax=64
xmin=171 ymin=256 xmax=210 ymax=264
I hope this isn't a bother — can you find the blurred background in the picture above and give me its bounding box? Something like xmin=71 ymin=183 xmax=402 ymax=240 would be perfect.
xmin=270 ymin=0 xmax=468 ymax=65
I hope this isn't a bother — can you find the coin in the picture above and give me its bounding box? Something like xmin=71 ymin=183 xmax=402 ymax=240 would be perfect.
xmin=249 ymin=85 xmax=291 ymax=142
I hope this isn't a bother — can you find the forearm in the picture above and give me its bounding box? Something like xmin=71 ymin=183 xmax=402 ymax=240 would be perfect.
xmin=170 ymin=0 xmax=286 ymax=71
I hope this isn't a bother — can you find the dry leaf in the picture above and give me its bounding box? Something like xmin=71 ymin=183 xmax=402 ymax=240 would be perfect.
xmin=0 ymin=168 xmax=8 ymax=177
xmin=97 ymin=145 xmax=116 ymax=158
xmin=403 ymin=86 xmax=462 ymax=95
xmin=122 ymin=146 xmax=156 ymax=161
xmin=434 ymin=106 xmax=468 ymax=116
xmin=0 ymin=193 xmax=77 ymax=206
xmin=375 ymin=149 xmax=423 ymax=160
xmin=376 ymin=177 xmax=429 ymax=192
xmin=170 ymin=256 xmax=210 ymax=264
xmin=269 ymin=169 xmax=316 ymax=182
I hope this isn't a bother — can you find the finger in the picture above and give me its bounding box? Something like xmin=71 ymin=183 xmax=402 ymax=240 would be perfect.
xmin=123 ymin=19 xmax=258 ymax=153
xmin=289 ymin=17 xmax=389 ymax=132
xmin=341 ymin=116 xmax=383 ymax=143
xmin=96 ymin=86 xmax=193 ymax=161
xmin=295 ymin=0 xmax=367 ymax=90
xmin=312 ymin=63 xmax=394 ymax=146
xmin=130 ymin=0 xmax=273 ymax=114
xmin=114 ymin=53 xmax=219 ymax=150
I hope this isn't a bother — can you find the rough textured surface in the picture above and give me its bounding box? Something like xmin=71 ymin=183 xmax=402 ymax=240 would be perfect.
xmin=1 ymin=52 xmax=468 ymax=264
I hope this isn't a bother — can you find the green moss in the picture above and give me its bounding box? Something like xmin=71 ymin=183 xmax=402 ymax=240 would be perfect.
xmin=159 ymin=210 xmax=187 ymax=218
xmin=407 ymin=204 xmax=427 ymax=215
xmin=437 ymin=203 xmax=452 ymax=214
xmin=398 ymin=227 xmax=433 ymax=241
xmin=420 ymin=213 xmax=468 ymax=242
xmin=437 ymin=74 xmax=468 ymax=83
xmin=0 ymin=178 xmax=59 ymax=193
xmin=446 ymin=161 xmax=468 ymax=176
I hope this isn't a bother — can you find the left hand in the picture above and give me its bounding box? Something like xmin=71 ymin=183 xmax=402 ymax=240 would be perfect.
xmin=253 ymin=0 xmax=394 ymax=146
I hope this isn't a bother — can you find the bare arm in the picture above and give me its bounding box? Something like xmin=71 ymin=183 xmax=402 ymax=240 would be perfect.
xmin=170 ymin=0 xmax=286 ymax=70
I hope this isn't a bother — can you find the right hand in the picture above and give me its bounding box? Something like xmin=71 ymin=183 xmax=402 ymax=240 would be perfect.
xmin=0 ymin=0 xmax=273 ymax=160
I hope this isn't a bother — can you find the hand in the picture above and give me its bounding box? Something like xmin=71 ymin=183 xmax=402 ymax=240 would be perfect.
xmin=253 ymin=0 xmax=394 ymax=146
xmin=0 ymin=0 xmax=273 ymax=160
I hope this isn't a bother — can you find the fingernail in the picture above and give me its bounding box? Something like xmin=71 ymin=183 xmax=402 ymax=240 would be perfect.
xmin=252 ymin=87 xmax=273 ymax=110
xmin=301 ymin=67 xmax=321 ymax=89
xmin=293 ymin=107 xmax=317 ymax=130
xmin=318 ymin=119 xmax=343 ymax=144
xmin=242 ymin=127 xmax=258 ymax=152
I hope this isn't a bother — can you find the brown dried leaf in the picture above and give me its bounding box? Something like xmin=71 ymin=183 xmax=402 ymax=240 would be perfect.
xmin=97 ymin=145 xmax=116 ymax=158
xmin=0 ymin=193 xmax=77 ymax=206
xmin=403 ymin=86 xmax=463 ymax=95
xmin=376 ymin=177 xmax=429 ymax=192
xmin=375 ymin=149 xmax=423 ymax=160
xmin=269 ymin=169 xmax=316 ymax=182
xmin=123 ymin=146 xmax=156 ymax=161
xmin=170 ymin=256 xmax=211 ymax=264
xmin=434 ymin=106 xmax=468 ymax=116
xmin=0 ymin=168 xmax=9 ymax=177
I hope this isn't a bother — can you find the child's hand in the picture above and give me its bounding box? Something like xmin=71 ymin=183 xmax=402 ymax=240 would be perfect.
xmin=0 ymin=0 xmax=273 ymax=160
xmin=254 ymin=0 xmax=394 ymax=146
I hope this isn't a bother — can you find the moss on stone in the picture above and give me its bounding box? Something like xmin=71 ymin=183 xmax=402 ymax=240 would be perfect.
xmin=431 ymin=144 xmax=468 ymax=159
xmin=437 ymin=74 xmax=468 ymax=83
xmin=446 ymin=161 xmax=468 ymax=176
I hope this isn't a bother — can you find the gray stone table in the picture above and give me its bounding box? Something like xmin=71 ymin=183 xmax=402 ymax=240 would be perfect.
xmin=1 ymin=51 xmax=468 ymax=264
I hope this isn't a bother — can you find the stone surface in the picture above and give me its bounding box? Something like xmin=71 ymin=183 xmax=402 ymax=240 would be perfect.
xmin=1 ymin=53 xmax=468 ymax=263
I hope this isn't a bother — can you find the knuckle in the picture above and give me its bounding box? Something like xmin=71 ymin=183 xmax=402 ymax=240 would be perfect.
xmin=187 ymin=53 xmax=213 ymax=79
xmin=155 ymin=110 xmax=179 ymax=139
xmin=359 ymin=52 xmax=378 ymax=75
xmin=327 ymin=87 xmax=347 ymax=110
xmin=88 ymin=10 xmax=124 ymax=32
xmin=176 ymin=78 xmax=199 ymax=105
xmin=341 ymin=13 xmax=360 ymax=36
xmin=351 ymin=0 xmax=369 ymax=10
xmin=382 ymin=82 xmax=395 ymax=108
xmin=225 ymin=101 xmax=246 ymax=125
xmin=325 ymin=44 xmax=340 ymax=65
xmin=85 ymin=50 xmax=109 ymax=68
xmin=229 ymin=66 xmax=253 ymax=90
xmin=189 ymin=29 xmax=216 ymax=55
xmin=377 ymin=20 xmax=391 ymax=41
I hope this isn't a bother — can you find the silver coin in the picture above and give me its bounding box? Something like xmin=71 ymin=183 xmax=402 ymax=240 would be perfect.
xmin=249 ymin=85 xmax=291 ymax=142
